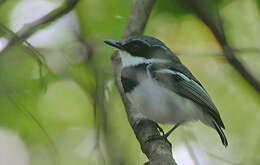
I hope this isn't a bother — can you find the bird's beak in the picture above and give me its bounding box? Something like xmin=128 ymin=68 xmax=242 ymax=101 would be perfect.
xmin=104 ymin=40 xmax=123 ymax=49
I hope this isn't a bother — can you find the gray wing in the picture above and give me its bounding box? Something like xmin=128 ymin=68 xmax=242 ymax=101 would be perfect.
xmin=152 ymin=68 xmax=225 ymax=129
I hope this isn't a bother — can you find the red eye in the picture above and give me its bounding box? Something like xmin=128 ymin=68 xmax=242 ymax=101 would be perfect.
xmin=132 ymin=44 xmax=140 ymax=52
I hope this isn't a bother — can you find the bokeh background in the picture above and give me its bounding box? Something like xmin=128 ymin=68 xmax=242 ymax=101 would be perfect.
xmin=0 ymin=0 xmax=260 ymax=165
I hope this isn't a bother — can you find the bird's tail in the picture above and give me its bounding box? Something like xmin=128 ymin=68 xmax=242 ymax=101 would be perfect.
xmin=212 ymin=120 xmax=228 ymax=147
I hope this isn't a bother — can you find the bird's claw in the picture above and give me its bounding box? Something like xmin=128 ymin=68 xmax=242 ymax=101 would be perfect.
xmin=154 ymin=123 xmax=165 ymax=135
xmin=145 ymin=134 xmax=171 ymax=146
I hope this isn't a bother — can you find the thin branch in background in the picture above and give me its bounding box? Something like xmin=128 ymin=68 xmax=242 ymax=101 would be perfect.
xmin=0 ymin=24 xmax=49 ymax=90
xmin=180 ymin=0 xmax=260 ymax=93
xmin=92 ymin=70 xmax=107 ymax=165
xmin=233 ymin=47 xmax=260 ymax=54
xmin=75 ymin=32 xmax=95 ymax=61
xmin=0 ymin=1 xmax=79 ymax=164
xmin=76 ymin=36 xmax=110 ymax=165
xmin=182 ymin=130 xmax=240 ymax=165
xmin=183 ymin=138 xmax=201 ymax=165
xmin=0 ymin=81 xmax=60 ymax=165
xmin=93 ymin=73 xmax=99 ymax=147
xmin=206 ymin=152 xmax=242 ymax=165
xmin=80 ymin=38 xmax=129 ymax=164
xmin=0 ymin=0 xmax=79 ymax=54
xmin=177 ymin=47 xmax=260 ymax=57
xmin=111 ymin=0 xmax=177 ymax=164
xmin=183 ymin=136 xmax=241 ymax=165
xmin=177 ymin=50 xmax=225 ymax=57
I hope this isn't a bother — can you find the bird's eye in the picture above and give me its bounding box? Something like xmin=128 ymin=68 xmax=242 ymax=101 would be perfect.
xmin=132 ymin=44 xmax=140 ymax=52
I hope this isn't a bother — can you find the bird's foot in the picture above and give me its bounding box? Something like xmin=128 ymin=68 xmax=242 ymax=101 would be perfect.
xmin=154 ymin=123 xmax=165 ymax=135
xmin=145 ymin=134 xmax=171 ymax=146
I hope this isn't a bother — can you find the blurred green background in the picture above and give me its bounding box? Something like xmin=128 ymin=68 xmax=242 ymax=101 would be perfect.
xmin=0 ymin=0 xmax=260 ymax=165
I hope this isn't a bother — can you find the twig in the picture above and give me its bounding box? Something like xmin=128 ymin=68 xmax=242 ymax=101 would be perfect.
xmin=0 ymin=24 xmax=58 ymax=164
xmin=0 ymin=81 xmax=59 ymax=165
xmin=93 ymin=69 xmax=108 ymax=165
xmin=1 ymin=0 xmax=79 ymax=54
xmin=0 ymin=0 xmax=79 ymax=162
xmin=177 ymin=47 xmax=260 ymax=56
xmin=181 ymin=0 xmax=260 ymax=93
xmin=111 ymin=0 xmax=177 ymax=164
xmin=233 ymin=47 xmax=260 ymax=54
xmin=0 ymin=24 xmax=49 ymax=89
xmin=183 ymin=138 xmax=200 ymax=165
xmin=207 ymin=152 xmax=242 ymax=165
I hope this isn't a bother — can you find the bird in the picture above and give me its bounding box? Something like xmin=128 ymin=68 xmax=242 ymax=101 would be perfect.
xmin=104 ymin=35 xmax=228 ymax=147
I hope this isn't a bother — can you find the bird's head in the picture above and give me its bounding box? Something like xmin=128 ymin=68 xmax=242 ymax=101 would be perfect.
xmin=104 ymin=35 xmax=179 ymax=67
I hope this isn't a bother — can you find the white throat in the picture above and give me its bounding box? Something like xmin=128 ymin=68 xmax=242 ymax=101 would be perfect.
xmin=119 ymin=50 xmax=147 ymax=67
xmin=119 ymin=50 xmax=169 ymax=67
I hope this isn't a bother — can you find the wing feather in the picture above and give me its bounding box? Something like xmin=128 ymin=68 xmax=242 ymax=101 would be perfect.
xmin=153 ymin=67 xmax=225 ymax=128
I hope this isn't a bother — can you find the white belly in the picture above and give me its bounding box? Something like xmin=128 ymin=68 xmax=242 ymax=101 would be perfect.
xmin=127 ymin=79 xmax=205 ymax=124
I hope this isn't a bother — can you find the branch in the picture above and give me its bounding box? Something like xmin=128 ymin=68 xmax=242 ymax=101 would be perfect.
xmin=111 ymin=0 xmax=177 ymax=164
xmin=181 ymin=0 xmax=260 ymax=93
xmin=0 ymin=24 xmax=59 ymax=164
xmin=0 ymin=24 xmax=50 ymax=89
xmin=0 ymin=81 xmax=59 ymax=165
xmin=1 ymin=0 xmax=79 ymax=54
xmin=177 ymin=47 xmax=260 ymax=57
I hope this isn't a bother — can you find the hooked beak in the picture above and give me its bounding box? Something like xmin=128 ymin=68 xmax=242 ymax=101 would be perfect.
xmin=104 ymin=40 xmax=123 ymax=49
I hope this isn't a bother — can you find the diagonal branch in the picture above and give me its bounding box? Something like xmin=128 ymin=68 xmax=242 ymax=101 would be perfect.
xmin=0 ymin=24 xmax=50 ymax=89
xmin=1 ymin=0 xmax=79 ymax=54
xmin=181 ymin=0 xmax=260 ymax=93
xmin=0 ymin=80 xmax=59 ymax=165
xmin=111 ymin=0 xmax=177 ymax=164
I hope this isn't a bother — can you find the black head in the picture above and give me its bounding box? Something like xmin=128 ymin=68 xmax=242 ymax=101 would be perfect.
xmin=104 ymin=35 xmax=179 ymax=61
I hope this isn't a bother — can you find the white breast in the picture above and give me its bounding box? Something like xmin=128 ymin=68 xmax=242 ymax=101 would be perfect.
xmin=128 ymin=79 xmax=205 ymax=124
